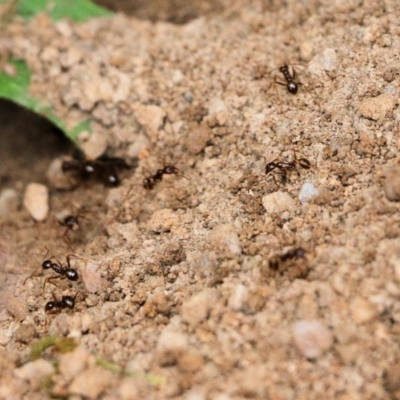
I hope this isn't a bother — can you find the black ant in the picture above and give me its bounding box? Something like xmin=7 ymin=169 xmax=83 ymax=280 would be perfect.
xmin=62 ymin=155 xmax=131 ymax=187
xmin=45 ymin=291 xmax=81 ymax=314
xmin=264 ymin=150 xmax=311 ymax=186
xmin=269 ymin=247 xmax=306 ymax=271
xmin=44 ymin=291 xmax=83 ymax=331
xmin=142 ymin=164 xmax=186 ymax=190
xmin=268 ymin=64 xmax=319 ymax=107
xmin=23 ymin=248 xmax=79 ymax=293
xmin=55 ymin=208 xmax=88 ymax=250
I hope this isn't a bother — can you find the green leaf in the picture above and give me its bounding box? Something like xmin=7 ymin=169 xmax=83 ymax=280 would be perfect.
xmin=0 ymin=59 xmax=90 ymax=141
xmin=17 ymin=0 xmax=112 ymax=21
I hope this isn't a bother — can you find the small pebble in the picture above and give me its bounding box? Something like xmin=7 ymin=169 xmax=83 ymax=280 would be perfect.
xmin=81 ymin=261 xmax=103 ymax=293
xmin=147 ymin=209 xmax=180 ymax=233
xmin=293 ymin=320 xmax=333 ymax=359
xmin=59 ymin=345 xmax=91 ymax=382
xmin=133 ymin=104 xmax=166 ymax=137
xmin=13 ymin=323 xmax=36 ymax=344
xmin=158 ymin=330 xmax=188 ymax=352
xmin=181 ymin=289 xmax=219 ymax=328
xmin=359 ymin=93 xmax=396 ymax=122
xmin=262 ymin=192 xmax=296 ymax=213
xmin=208 ymin=98 xmax=228 ymax=126
xmin=350 ymin=297 xmax=378 ymax=324
xmin=118 ymin=377 xmax=140 ymax=400
xmin=228 ymin=285 xmax=248 ymax=311
xmin=14 ymin=359 xmax=54 ymax=384
xmin=177 ymin=351 xmax=204 ymax=373
xmin=299 ymin=182 xmax=319 ymax=204
xmin=308 ymin=48 xmax=337 ymax=77
xmin=69 ymin=366 xmax=114 ymax=399
xmin=209 ymin=224 xmax=242 ymax=255
xmin=23 ymin=183 xmax=49 ymax=221
xmin=80 ymin=131 xmax=108 ymax=160
xmin=156 ymin=329 xmax=189 ymax=366
xmin=384 ymin=164 xmax=400 ymax=201
xmin=185 ymin=123 xmax=212 ymax=155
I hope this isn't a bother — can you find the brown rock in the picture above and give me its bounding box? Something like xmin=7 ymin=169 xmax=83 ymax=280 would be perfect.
xmin=359 ymin=93 xmax=396 ymax=122
xmin=185 ymin=123 xmax=212 ymax=155
xmin=384 ymin=164 xmax=400 ymax=202
xmin=69 ymin=366 xmax=114 ymax=399
xmin=13 ymin=323 xmax=36 ymax=344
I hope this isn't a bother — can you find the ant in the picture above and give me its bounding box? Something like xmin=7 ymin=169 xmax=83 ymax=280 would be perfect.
xmin=45 ymin=291 xmax=81 ymax=314
xmin=264 ymin=150 xmax=311 ymax=187
xmin=62 ymin=155 xmax=131 ymax=187
xmin=269 ymin=247 xmax=306 ymax=271
xmin=268 ymin=64 xmax=319 ymax=107
xmin=142 ymin=165 xmax=184 ymax=190
xmin=44 ymin=291 xmax=82 ymax=331
xmin=23 ymin=248 xmax=79 ymax=293
xmin=55 ymin=208 xmax=87 ymax=250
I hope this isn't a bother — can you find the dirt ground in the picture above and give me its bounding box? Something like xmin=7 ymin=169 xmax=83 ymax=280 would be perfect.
xmin=1 ymin=0 xmax=400 ymax=399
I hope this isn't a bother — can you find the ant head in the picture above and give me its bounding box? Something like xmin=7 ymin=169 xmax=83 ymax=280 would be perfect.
xmin=265 ymin=163 xmax=277 ymax=174
xmin=45 ymin=301 xmax=56 ymax=313
xmin=279 ymin=65 xmax=287 ymax=73
xmin=66 ymin=269 xmax=79 ymax=281
xmin=287 ymin=82 xmax=298 ymax=94
xmin=143 ymin=177 xmax=154 ymax=190
xmin=64 ymin=215 xmax=79 ymax=230
xmin=42 ymin=260 xmax=53 ymax=269
xmin=62 ymin=296 xmax=75 ymax=309
xmin=62 ymin=161 xmax=74 ymax=172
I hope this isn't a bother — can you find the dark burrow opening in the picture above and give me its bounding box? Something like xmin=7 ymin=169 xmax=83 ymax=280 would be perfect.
xmin=0 ymin=99 xmax=75 ymax=190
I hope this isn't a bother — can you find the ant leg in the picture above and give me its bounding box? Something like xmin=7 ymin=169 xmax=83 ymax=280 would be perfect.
xmin=174 ymin=168 xmax=189 ymax=181
xmin=266 ymin=173 xmax=280 ymax=188
xmin=23 ymin=246 xmax=52 ymax=284
xmin=23 ymin=265 xmax=41 ymax=285
xmin=297 ymin=81 xmax=321 ymax=109
xmin=272 ymin=174 xmax=280 ymax=187
xmin=273 ymin=78 xmax=285 ymax=103
xmin=63 ymin=235 xmax=75 ymax=252
xmin=43 ymin=276 xmax=63 ymax=295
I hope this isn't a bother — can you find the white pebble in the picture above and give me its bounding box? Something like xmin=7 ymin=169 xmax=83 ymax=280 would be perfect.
xmin=209 ymin=224 xmax=242 ymax=255
xmin=350 ymin=297 xmax=378 ymax=324
xmin=308 ymin=48 xmax=337 ymax=77
xmin=299 ymin=182 xmax=319 ymax=204
xmin=147 ymin=209 xmax=180 ymax=233
xmin=228 ymin=285 xmax=248 ymax=311
xmin=14 ymin=359 xmax=54 ymax=382
xmin=262 ymin=191 xmax=296 ymax=213
xmin=80 ymin=130 xmax=108 ymax=160
xmin=23 ymin=183 xmax=49 ymax=221
xmin=293 ymin=320 xmax=333 ymax=359
xmin=134 ymin=104 xmax=166 ymax=137
xmin=208 ymin=98 xmax=228 ymax=126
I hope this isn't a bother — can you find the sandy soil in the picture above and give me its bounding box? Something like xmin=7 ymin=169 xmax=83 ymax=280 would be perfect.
xmin=1 ymin=0 xmax=400 ymax=399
